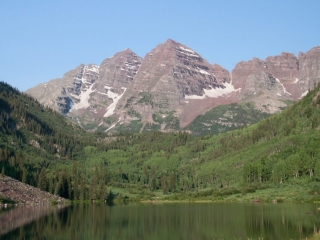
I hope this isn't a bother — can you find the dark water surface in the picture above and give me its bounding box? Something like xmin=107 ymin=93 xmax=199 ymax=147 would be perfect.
xmin=1 ymin=202 xmax=320 ymax=240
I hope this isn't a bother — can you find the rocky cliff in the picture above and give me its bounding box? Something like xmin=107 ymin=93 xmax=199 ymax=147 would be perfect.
xmin=26 ymin=40 xmax=320 ymax=133
xmin=231 ymin=46 xmax=320 ymax=113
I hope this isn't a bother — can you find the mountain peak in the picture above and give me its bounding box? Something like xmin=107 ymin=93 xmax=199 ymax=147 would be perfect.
xmin=120 ymin=48 xmax=136 ymax=54
xmin=165 ymin=38 xmax=177 ymax=44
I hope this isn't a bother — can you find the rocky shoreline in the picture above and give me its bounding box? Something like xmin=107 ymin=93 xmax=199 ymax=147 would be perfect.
xmin=0 ymin=176 xmax=67 ymax=205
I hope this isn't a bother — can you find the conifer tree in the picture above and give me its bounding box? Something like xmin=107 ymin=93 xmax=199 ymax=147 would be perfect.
xmin=38 ymin=168 xmax=47 ymax=191
xmin=169 ymin=173 xmax=176 ymax=192
xmin=161 ymin=175 xmax=168 ymax=194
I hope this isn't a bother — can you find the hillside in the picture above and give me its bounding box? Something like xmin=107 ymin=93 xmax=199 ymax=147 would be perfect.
xmin=0 ymin=81 xmax=103 ymax=200
xmin=184 ymin=102 xmax=271 ymax=135
xmin=1 ymin=81 xmax=320 ymax=202
xmin=72 ymin=83 xmax=320 ymax=201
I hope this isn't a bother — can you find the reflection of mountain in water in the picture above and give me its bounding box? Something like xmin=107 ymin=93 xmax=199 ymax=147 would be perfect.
xmin=0 ymin=205 xmax=65 ymax=236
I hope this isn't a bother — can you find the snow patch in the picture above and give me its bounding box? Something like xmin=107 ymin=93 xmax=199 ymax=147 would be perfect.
xmin=86 ymin=65 xmax=99 ymax=73
xmin=277 ymin=93 xmax=282 ymax=96
xmin=185 ymin=82 xmax=240 ymax=100
xmin=293 ymin=78 xmax=299 ymax=84
xmin=276 ymin=78 xmax=291 ymax=95
xmin=300 ymin=90 xmax=308 ymax=99
xmin=125 ymin=62 xmax=139 ymax=70
xmin=72 ymin=84 xmax=96 ymax=110
xmin=105 ymin=118 xmax=121 ymax=132
xmin=95 ymin=91 xmax=108 ymax=96
xmin=177 ymin=50 xmax=199 ymax=58
xmin=103 ymin=86 xmax=127 ymax=118
xmin=76 ymin=118 xmax=82 ymax=127
xmin=179 ymin=46 xmax=195 ymax=54
xmin=197 ymin=68 xmax=210 ymax=75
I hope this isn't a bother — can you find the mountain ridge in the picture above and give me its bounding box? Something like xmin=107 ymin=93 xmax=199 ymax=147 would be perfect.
xmin=26 ymin=40 xmax=320 ymax=133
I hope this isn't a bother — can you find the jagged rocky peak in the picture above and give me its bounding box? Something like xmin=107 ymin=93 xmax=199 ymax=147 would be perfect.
xmin=25 ymin=63 xmax=100 ymax=115
xmin=99 ymin=48 xmax=142 ymax=87
xmin=264 ymin=52 xmax=299 ymax=80
xmin=232 ymin=47 xmax=320 ymax=102
xmin=232 ymin=51 xmax=300 ymax=95
xmin=132 ymin=38 xmax=227 ymax=98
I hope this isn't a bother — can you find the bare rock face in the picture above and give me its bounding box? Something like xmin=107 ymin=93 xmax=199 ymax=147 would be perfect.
xmin=99 ymin=49 xmax=142 ymax=87
xmin=298 ymin=46 xmax=320 ymax=97
xmin=118 ymin=39 xmax=234 ymax=130
xmin=231 ymin=49 xmax=320 ymax=113
xmin=26 ymin=64 xmax=99 ymax=115
xmin=71 ymin=49 xmax=142 ymax=129
xmin=26 ymin=40 xmax=320 ymax=133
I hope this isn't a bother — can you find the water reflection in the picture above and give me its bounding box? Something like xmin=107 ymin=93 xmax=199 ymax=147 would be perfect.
xmin=0 ymin=204 xmax=65 ymax=236
xmin=1 ymin=203 xmax=320 ymax=240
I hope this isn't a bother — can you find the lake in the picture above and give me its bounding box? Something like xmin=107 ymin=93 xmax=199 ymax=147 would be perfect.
xmin=1 ymin=202 xmax=319 ymax=240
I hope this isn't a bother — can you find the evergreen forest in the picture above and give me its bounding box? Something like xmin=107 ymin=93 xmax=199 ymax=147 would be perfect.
xmin=1 ymin=81 xmax=320 ymax=203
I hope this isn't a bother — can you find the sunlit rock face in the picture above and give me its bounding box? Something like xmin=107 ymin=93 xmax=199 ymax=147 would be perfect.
xmin=231 ymin=47 xmax=320 ymax=113
xmin=298 ymin=46 xmax=320 ymax=97
xmin=26 ymin=41 xmax=320 ymax=132
xmin=119 ymin=39 xmax=235 ymax=129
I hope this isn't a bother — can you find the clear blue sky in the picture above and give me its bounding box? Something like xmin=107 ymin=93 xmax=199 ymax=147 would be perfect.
xmin=1 ymin=0 xmax=320 ymax=91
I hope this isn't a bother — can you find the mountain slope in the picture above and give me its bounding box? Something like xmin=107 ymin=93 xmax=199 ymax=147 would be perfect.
xmin=3 ymin=80 xmax=320 ymax=202
xmin=0 ymin=81 xmax=100 ymax=196
xmin=184 ymin=102 xmax=271 ymax=136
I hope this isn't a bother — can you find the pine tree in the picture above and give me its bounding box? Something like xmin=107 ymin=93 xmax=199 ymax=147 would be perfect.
xmin=161 ymin=175 xmax=168 ymax=194
xmin=38 ymin=168 xmax=47 ymax=191
xmin=169 ymin=173 xmax=176 ymax=192
xmin=99 ymin=180 xmax=107 ymax=200
xmin=90 ymin=174 xmax=97 ymax=200
xmin=1 ymin=166 xmax=4 ymax=178
xmin=80 ymin=177 xmax=86 ymax=201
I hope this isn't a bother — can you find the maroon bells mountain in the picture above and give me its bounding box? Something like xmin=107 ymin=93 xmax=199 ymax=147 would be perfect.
xmin=26 ymin=40 xmax=320 ymax=133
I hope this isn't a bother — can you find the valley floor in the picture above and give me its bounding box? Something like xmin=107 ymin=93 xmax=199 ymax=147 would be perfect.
xmin=107 ymin=182 xmax=320 ymax=204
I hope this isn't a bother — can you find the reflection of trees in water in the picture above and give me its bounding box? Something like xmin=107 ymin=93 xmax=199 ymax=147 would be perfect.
xmin=2 ymin=203 xmax=320 ymax=239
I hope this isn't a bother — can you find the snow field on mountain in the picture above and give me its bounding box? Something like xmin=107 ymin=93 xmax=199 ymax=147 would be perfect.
xmin=185 ymin=82 xmax=240 ymax=100
xmin=72 ymin=84 xmax=96 ymax=110
xmin=104 ymin=86 xmax=127 ymax=118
